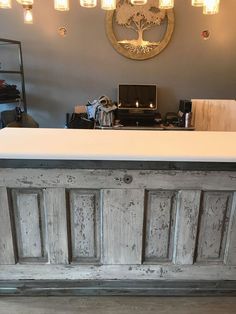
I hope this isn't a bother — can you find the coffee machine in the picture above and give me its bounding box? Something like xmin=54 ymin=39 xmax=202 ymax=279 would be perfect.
xmin=178 ymin=100 xmax=192 ymax=128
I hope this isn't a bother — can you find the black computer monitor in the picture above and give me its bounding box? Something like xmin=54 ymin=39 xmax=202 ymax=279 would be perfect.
xmin=118 ymin=84 xmax=157 ymax=110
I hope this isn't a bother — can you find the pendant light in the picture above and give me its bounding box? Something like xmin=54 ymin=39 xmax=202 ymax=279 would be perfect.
xmin=80 ymin=0 xmax=97 ymax=8
xmin=192 ymin=0 xmax=204 ymax=6
xmin=0 ymin=0 xmax=12 ymax=8
xmin=54 ymin=0 xmax=69 ymax=11
xmin=159 ymin=0 xmax=174 ymax=10
xmin=203 ymin=0 xmax=220 ymax=15
xmin=16 ymin=0 xmax=34 ymax=4
xmin=23 ymin=6 xmax=33 ymax=24
xmin=101 ymin=0 xmax=116 ymax=10
xmin=130 ymin=0 xmax=147 ymax=5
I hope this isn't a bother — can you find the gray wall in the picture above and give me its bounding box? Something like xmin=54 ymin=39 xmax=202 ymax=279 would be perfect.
xmin=0 ymin=0 xmax=235 ymax=128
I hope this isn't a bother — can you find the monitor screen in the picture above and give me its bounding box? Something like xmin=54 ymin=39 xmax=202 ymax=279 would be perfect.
xmin=118 ymin=85 xmax=157 ymax=110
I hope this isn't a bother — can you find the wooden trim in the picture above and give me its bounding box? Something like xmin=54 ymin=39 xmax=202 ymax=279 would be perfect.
xmin=0 ymin=159 xmax=236 ymax=171
xmin=1 ymin=264 xmax=236 ymax=281
xmin=0 ymin=280 xmax=236 ymax=296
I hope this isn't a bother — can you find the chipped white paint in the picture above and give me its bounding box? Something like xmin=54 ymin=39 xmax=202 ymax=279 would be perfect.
xmin=225 ymin=192 xmax=236 ymax=265
xmin=0 ymin=187 xmax=15 ymax=265
xmin=44 ymin=188 xmax=68 ymax=264
xmin=0 ymin=264 xmax=236 ymax=281
xmin=69 ymin=190 xmax=100 ymax=263
xmin=11 ymin=189 xmax=47 ymax=262
xmin=174 ymin=190 xmax=201 ymax=265
xmin=144 ymin=191 xmax=176 ymax=262
xmin=102 ymin=189 xmax=144 ymax=264
xmin=0 ymin=169 xmax=236 ymax=191
xmin=0 ymin=167 xmax=236 ymax=282
xmin=197 ymin=192 xmax=232 ymax=263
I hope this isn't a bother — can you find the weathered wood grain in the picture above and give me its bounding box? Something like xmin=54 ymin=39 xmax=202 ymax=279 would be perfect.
xmin=0 ymin=187 xmax=15 ymax=265
xmin=0 ymin=166 xmax=236 ymax=283
xmin=144 ymin=190 xmax=176 ymax=262
xmin=225 ymin=192 xmax=236 ymax=265
xmin=0 ymin=264 xmax=236 ymax=281
xmin=102 ymin=189 xmax=144 ymax=264
xmin=0 ymin=169 xmax=236 ymax=191
xmin=174 ymin=190 xmax=201 ymax=265
xmin=192 ymin=99 xmax=236 ymax=131
xmin=44 ymin=188 xmax=68 ymax=264
xmin=197 ymin=192 xmax=232 ymax=263
xmin=69 ymin=190 xmax=100 ymax=263
xmin=11 ymin=189 xmax=47 ymax=263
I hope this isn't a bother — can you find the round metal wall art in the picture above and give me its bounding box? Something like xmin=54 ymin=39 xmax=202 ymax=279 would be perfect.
xmin=105 ymin=0 xmax=175 ymax=61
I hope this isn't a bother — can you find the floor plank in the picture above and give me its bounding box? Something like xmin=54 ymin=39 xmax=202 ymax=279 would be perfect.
xmin=0 ymin=297 xmax=236 ymax=314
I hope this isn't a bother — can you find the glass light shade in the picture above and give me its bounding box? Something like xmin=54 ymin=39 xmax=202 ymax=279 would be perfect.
xmin=203 ymin=0 xmax=220 ymax=15
xmin=159 ymin=0 xmax=174 ymax=9
xmin=130 ymin=0 xmax=147 ymax=5
xmin=24 ymin=8 xmax=33 ymax=24
xmin=80 ymin=0 xmax=97 ymax=8
xmin=0 ymin=0 xmax=12 ymax=9
xmin=54 ymin=0 xmax=69 ymax=11
xmin=192 ymin=0 xmax=204 ymax=6
xmin=101 ymin=0 xmax=116 ymax=10
xmin=16 ymin=0 xmax=34 ymax=4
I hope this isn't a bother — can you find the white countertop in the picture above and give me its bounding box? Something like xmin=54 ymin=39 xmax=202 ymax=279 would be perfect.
xmin=0 ymin=128 xmax=236 ymax=162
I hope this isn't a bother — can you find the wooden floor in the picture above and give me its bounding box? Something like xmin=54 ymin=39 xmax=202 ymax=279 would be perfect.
xmin=0 ymin=297 xmax=236 ymax=314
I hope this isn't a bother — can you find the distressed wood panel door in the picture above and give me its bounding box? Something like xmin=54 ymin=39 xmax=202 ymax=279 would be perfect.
xmin=196 ymin=191 xmax=233 ymax=264
xmin=144 ymin=190 xmax=177 ymax=263
xmin=11 ymin=189 xmax=47 ymax=263
xmin=102 ymin=189 xmax=145 ymax=264
xmin=69 ymin=189 xmax=101 ymax=263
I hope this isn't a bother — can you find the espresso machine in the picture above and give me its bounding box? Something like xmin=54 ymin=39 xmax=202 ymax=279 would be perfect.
xmin=178 ymin=100 xmax=192 ymax=128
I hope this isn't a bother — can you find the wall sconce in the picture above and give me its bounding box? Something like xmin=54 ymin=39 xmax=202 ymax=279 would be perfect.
xmin=0 ymin=0 xmax=12 ymax=8
xmin=58 ymin=26 xmax=67 ymax=37
xmin=54 ymin=0 xmax=69 ymax=11
xmin=201 ymin=30 xmax=210 ymax=40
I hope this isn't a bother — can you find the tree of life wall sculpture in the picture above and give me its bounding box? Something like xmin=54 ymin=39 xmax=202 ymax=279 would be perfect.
xmin=105 ymin=0 xmax=175 ymax=60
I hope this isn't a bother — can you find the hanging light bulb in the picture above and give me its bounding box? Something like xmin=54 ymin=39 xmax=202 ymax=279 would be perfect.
xmin=203 ymin=0 xmax=220 ymax=15
xmin=0 ymin=0 xmax=12 ymax=9
xmin=54 ymin=0 xmax=70 ymax=11
xmin=80 ymin=0 xmax=97 ymax=8
xmin=192 ymin=0 xmax=204 ymax=6
xmin=23 ymin=6 xmax=33 ymax=24
xmin=159 ymin=0 xmax=174 ymax=9
xmin=101 ymin=0 xmax=116 ymax=10
xmin=130 ymin=0 xmax=147 ymax=5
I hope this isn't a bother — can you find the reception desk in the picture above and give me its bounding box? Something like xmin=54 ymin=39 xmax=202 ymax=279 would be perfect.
xmin=0 ymin=128 xmax=236 ymax=295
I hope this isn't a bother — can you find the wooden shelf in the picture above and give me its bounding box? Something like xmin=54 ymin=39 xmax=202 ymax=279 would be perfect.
xmin=0 ymin=70 xmax=22 ymax=74
xmin=0 ymin=99 xmax=21 ymax=105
